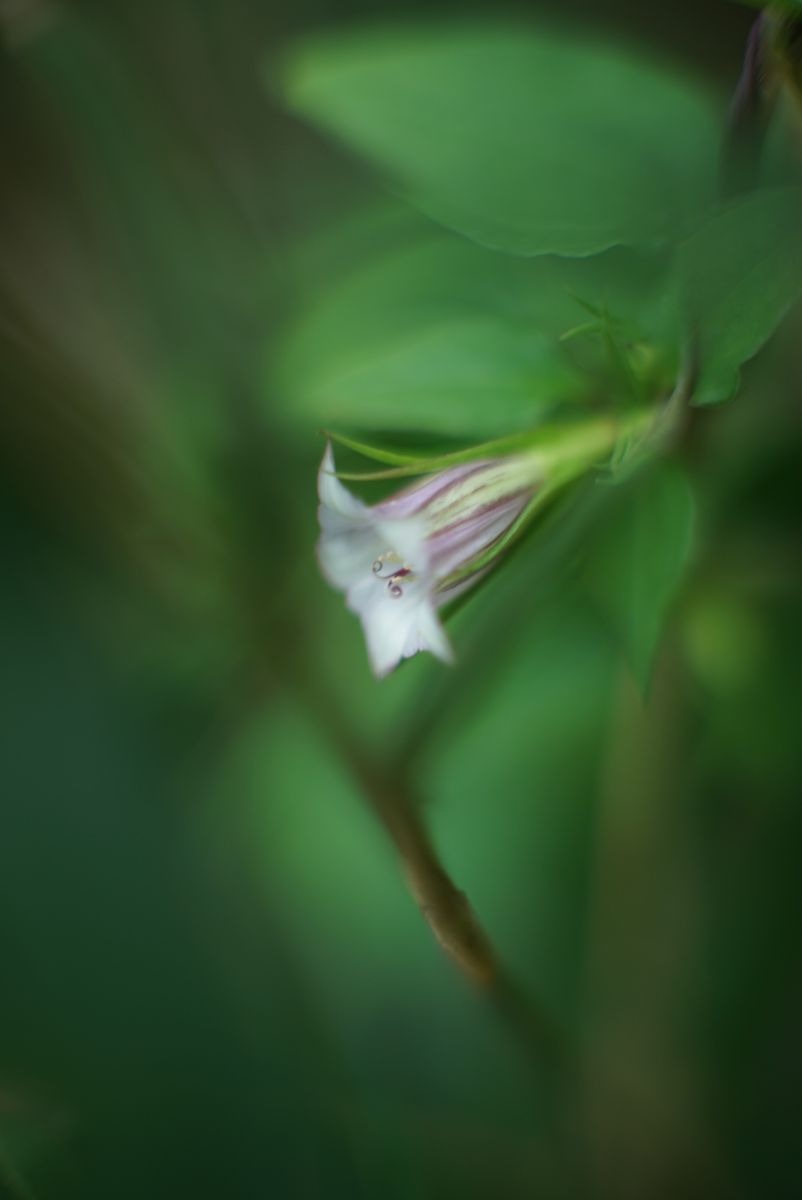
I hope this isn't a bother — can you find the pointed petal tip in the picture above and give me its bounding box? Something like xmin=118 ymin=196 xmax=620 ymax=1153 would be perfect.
xmin=316 ymin=440 xmax=336 ymax=499
xmin=362 ymin=598 xmax=455 ymax=679
xmin=413 ymin=605 xmax=455 ymax=667
xmin=317 ymin=441 xmax=371 ymax=525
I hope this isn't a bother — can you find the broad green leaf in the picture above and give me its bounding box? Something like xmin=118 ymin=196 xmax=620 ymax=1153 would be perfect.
xmin=681 ymin=187 xmax=802 ymax=405
xmin=585 ymin=463 xmax=695 ymax=690
xmin=274 ymin=224 xmax=677 ymax=436
xmin=282 ymin=314 xmax=579 ymax=437
xmin=279 ymin=23 xmax=719 ymax=257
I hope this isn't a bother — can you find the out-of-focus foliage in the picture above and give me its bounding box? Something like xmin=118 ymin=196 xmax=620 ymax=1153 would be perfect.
xmin=280 ymin=23 xmax=720 ymax=256
xmin=583 ymin=464 xmax=696 ymax=689
xmin=680 ymin=186 xmax=802 ymax=403
xmin=2 ymin=1 xmax=802 ymax=1199
xmin=273 ymin=215 xmax=678 ymax=434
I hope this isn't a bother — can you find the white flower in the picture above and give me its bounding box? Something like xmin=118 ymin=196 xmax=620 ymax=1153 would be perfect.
xmin=316 ymin=443 xmax=541 ymax=677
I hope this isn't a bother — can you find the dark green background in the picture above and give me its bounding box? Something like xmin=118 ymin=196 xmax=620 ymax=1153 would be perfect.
xmin=2 ymin=2 xmax=802 ymax=1197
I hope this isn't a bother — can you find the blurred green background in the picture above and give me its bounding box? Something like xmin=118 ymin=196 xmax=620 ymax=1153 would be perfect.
xmin=2 ymin=1 xmax=802 ymax=1197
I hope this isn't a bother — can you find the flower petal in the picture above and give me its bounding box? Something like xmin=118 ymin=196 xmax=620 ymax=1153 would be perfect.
xmin=316 ymin=443 xmax=383 ymax=591
xmin=317 ymin=443 xmax=371 ymax=534
xmin=317 ymin=524 xmax=382 ymax=592
xmin=315 ymin=443 xmax=538 ymax=676
xmin=372 ymin=461 xmax=491 ymax=520
xmin=346 ymin=579 xmax=450 ymax=678
xmin=375 ymin=515 xmax=429 ymax=574
xmin=359 ymin=592 xmax=422 ymax=679
xmin=426 ymin=491 xmax=530 ymax=578
xmin=401 ymin=601 xmax=454 ymax=665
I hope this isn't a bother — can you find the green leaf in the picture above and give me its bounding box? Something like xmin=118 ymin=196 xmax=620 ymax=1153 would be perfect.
xmin=585 ymin=463 xmax=695 ymax=690
xmin=681 ymin=186 xmax=802 ymax=406
xmin=289 ymin=315 xmax=579 ymax=436
xmin=273 ymin=222 xmax=677 ymax=436
xmin=279 ymin=22 xmax=718 ymax=257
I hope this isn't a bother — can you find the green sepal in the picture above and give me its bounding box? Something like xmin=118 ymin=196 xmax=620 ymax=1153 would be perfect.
xmin=323 ymin=428 xmax=553 ymax=479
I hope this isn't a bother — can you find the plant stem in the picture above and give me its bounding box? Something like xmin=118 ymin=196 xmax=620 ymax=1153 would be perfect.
xmin=278 ymin=634 xmax=569 ymax=1071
